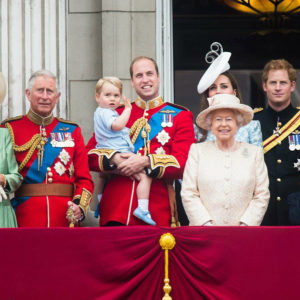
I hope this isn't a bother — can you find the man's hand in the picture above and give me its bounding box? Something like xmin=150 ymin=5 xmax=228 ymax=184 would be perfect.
xmin=110 ymin=152 xmax=133 ymax=166
xmin=117 ymin=153 xmax=150 ymax=177
xmin=66 ymin=201 xmax=82 ymax=223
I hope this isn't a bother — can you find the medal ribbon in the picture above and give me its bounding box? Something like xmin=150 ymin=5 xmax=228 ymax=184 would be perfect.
xmin=263 ymin=110 xmax=300 ymax=154
xmin=12 ymin=122 xmax=77 ymax=208
xmin=133 ymin=105 xmax=181 ymax=153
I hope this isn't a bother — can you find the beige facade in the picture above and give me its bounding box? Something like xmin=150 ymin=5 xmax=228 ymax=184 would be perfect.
xmin=0 ymin=0 xmax=173 ymax=226
xmin=68 ymin=0 xmax=159 ymax=226
xmin=68 ymin=0 xmax=157 ymax=143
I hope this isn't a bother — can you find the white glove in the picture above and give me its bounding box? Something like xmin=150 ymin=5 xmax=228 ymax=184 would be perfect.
xmin=0 ymin=185 xmax=7 ymax=202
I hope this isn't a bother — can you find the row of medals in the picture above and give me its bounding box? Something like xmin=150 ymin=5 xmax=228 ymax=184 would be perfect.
xmin=288 ymin=134 xmax=300 ymax=151
xmin=275 ymin=121 xmax=300 ymax=151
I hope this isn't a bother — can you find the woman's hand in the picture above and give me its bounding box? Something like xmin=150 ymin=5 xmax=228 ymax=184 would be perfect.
xmin=0 ymin=186 xmax=7 ymax=202
xmin=0 ymin=174 xmax=6 ymax=187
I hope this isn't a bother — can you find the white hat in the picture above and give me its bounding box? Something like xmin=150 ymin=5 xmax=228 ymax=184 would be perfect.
xmin=197 ymin=42 xmax=231 ymax=94
xmin=0 ymin=72 xmax=7 ymax=104
xmin=196 ymin=94 xmax=254 ymax=130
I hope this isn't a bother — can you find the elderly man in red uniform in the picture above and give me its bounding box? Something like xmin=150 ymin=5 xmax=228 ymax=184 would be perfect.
xmin=2 ymin=70 xmax=94 ymax=227
xmin=87 ymin=56 xmax=195 ymax=226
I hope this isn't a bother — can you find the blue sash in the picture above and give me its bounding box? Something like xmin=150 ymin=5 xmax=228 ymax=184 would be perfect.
xmin=134 ymin=105 xmax=181 ymax=152
xmin=12 ymin=121 xmax=77 ymax=208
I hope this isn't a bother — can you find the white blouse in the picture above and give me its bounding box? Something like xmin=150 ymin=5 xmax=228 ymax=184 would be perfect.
xmin=181 ymin=141 xmax=270 ymax=226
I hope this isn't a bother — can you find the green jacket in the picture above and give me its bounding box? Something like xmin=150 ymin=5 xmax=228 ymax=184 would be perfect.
xmin=0 ymin=128 xmax=23 ymax=194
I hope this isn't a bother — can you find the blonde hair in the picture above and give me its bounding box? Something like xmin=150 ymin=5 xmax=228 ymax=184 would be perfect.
xmin=262 ymin=59 xmax=296 ymax=83
xmin=95 ymin=76 xmax=122 ymax=94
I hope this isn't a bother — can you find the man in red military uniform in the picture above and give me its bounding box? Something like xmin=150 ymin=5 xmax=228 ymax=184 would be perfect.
xmin=87 ymin=56 xmax=195 ymax=226
xmin=2 ymin=70 xmax=94 ymax=227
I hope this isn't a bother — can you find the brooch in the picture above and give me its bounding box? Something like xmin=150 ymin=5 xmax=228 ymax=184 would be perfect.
xmin=157 ymin=129 xmax=170 ymax=146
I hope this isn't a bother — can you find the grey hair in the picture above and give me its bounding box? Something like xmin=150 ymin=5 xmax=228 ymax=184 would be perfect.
xmin=27 ymin=70 xmax=59 ymax=93
xmin=205 ymin=110 xmax=244 ymax=130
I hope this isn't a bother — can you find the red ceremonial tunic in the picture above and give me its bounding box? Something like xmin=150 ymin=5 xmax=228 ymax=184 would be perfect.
xmin=3 ymin=111 xmax=94 ymax=227
xmin=86 ymin=97 xmax=196 ymax=226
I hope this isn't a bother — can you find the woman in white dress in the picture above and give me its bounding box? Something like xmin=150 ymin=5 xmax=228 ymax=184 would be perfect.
xmin=181 ymin=94 xmax=269 ymax=226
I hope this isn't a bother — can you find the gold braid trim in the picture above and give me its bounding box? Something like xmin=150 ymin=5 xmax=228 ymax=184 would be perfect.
xmin=129 ymin=117 xmax=147 ymax=144
xmin=56 ymin=117 xmax=78 ymax=126
xmin=148 ymin=154 xmax=180 ymax=179
xmin=78 ymin=188 xmax=92 ymax=214
xmin=129 ymin=116 xmax=151 ymax=154
xmin=88 ymin=148 xmax=118 ymax=172
xmin=5 ymin=123 xmax=42 ymax=172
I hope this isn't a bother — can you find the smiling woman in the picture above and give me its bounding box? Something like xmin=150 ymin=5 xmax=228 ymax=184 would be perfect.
xmin=210 ymin=108 xmax=239 ymax=149
xmin=181 ymin=93 xmax=270 ymax=226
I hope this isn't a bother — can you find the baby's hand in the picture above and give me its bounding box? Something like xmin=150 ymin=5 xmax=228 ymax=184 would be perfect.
xmin=123 ymin=95 xmax=132 ymax=110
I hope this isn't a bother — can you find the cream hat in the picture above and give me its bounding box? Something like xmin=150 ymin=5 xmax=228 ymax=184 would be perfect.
xmin=196 ymin=94 xmax=254 ymax=130
xmin=197 ymin=42 xmax=231 ymax=94
xmin=0 ymin=72 xmax=7 ymax=104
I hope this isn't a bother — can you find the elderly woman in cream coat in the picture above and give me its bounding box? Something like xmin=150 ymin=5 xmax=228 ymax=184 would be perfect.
xmin=181 ymin=94 xmax=269 ymax=226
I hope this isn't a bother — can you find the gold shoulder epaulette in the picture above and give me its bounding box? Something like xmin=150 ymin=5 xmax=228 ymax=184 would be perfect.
xmin=1 ymin=115 xmax=23 ymax=125
xmin=253 ymin=107 xmax=263 ymax=113
xmin=297 ymin=106 xmax=300 ymax=110
xmin=166 ymin=102 xmax=190 ymax=112
xmin=57 ymin=117 xmax=78 ymax=126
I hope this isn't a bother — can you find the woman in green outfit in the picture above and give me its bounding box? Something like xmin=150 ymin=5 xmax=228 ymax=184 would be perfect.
xmin=0 ymin=72 xmax=23 ymax=227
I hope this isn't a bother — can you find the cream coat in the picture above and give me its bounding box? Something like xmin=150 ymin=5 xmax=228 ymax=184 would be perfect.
xmin=181 ymin=141 xmax=270 ymax=226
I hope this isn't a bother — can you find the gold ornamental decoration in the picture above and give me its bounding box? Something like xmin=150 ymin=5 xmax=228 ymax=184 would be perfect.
xmin=129 ymin=111 xmax=151 ymax=155
xmin=5 ymin=122 xmax=43 ymax=172
xmin=88 ymin=148 xmax=118 ymax=171
xmin=148 ymin=154 xmax=180 ymax=179
xmin=159 ymin=233 xmax=176 ymax=300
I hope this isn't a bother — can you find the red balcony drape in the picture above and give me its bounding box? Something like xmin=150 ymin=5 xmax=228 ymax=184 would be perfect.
xmin=1 ymin=226 xmax=300 ymax=300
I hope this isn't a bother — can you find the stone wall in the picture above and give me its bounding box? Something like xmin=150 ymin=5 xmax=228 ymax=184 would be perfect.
xmin=68 ymin=0 xmax=156 ymax=225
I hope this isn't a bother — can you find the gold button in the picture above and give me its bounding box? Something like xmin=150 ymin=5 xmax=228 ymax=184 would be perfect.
xmin=48 ymin=172 xmax=53 ymax=177
xmin=48 ymin=178 xmax=53 ymax=183
xmin=277 ymin=178 xmax=281 ymax=182
xmin=276 ymin=197 xmax=281 ymax=202
xmin=277 ymin=141 xmax=281 ymax=145
xmin=277 ymin=159 xmax=282 ymax=164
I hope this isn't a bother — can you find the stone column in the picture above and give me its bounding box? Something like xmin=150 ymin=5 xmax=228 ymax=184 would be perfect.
xmin=0 ymin=0 xmax=67 ymax=120
xmin=101 ymin=0 xmax=156 ymax=99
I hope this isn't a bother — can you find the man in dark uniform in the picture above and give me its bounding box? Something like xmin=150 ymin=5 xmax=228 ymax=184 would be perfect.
xmin=254 ymin=59 xmax=300 ymax=225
